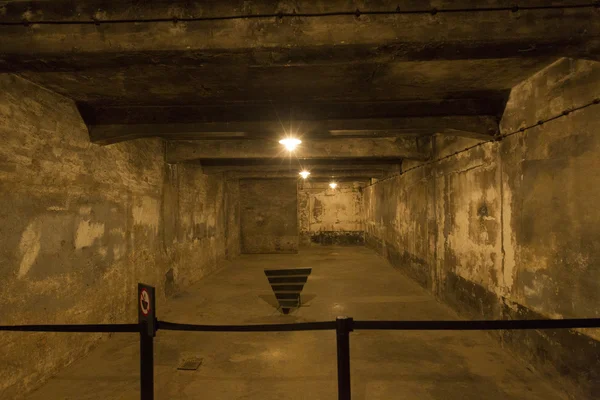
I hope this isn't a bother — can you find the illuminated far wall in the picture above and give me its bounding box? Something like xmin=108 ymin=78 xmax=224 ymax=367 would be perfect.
xmin=298 ymin=180 xmax=367 ymax=246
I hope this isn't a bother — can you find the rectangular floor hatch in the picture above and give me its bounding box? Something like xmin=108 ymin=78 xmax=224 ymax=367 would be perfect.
xmin=177 ymin=358 xmax=203 ymax=371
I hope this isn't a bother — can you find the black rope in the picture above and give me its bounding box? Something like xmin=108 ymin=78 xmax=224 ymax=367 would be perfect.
xmin=154 ymin=318 xmax=600 ymax=333
xmin=157 ymin=320 xmax=336 ymax=332
xmin=1 ymin=3 xmax=598 ymax=26
xmin=353 ymin=318 xmax=600 ymax=331
xmin=2 ymin=318 xmax=599 ymax=333
xmin=0 ymin=323 xmax=139 ymax=333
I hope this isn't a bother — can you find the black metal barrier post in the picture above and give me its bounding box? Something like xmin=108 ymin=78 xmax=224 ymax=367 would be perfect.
xmin=336 ymin=316 xmax=353 ymax=400
xmin=138 ymin=283 xmax=156 ymax=400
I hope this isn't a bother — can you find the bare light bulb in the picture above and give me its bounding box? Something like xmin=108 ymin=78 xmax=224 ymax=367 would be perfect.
xmin=279 ymin=138 xmax=302 ymax=151
xmin=329 ymin=182 xmax=338 ymax=189
xmin=299 ymin=170 xmax=311 ymax=179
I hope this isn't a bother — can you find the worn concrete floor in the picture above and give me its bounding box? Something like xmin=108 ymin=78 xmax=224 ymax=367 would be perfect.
xmin=28 ymin=246 xmax=567 ymax=400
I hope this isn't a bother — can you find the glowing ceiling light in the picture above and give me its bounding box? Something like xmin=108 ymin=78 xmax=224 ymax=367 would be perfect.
xmin=329 ymin=182 xmax=338 ymax=189
xmin=299 ymin=170 xmax=311 ymax=179
xmin=279 ymin=138 xmax=302 ymax=151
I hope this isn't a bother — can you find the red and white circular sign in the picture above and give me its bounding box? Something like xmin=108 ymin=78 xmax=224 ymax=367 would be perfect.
xmin=140 ymin=288 xmax=151 ymax=316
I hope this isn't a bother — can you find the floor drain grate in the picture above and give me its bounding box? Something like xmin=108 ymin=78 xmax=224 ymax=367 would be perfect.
xmin=177 ymin=358 xmax=203 ymax=371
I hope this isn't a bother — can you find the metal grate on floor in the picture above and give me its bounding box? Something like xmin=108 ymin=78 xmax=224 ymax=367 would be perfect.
xmin=177 ymin=357 xmax=203 ymax=371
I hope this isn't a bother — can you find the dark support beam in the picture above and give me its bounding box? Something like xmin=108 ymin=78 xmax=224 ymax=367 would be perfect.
xmin=89 ymin=116 xmax=498 ymax=144
xmin=15 ymin=60 xmax=533 ymax=107
xmin=165 ymin=137 xmax=427 ymax=163
xmin=201 ymin=164 xmax=399 ymax=174
xmin=197 ymin=158 xmax=405 ymax=167
xmin=84 ymin=98 xmax=506 ymax=124
xmin=0 ymin=1 xmax=598 ymax=67
xmin=442 ymin=129 xmax=500 ymax=141
xmin=230 ymin=170 xmax=385 ymax=179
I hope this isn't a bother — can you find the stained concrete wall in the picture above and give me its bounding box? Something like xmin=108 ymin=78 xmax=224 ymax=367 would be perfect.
xmin=364 ymin=58 xmax=600 ymax=398
xmin=0 ymin=74 xmax=239 ymax=398
xmin=298 ymin=181 xmax=365 ymax=246
xmin=163 ymin=164 xmax=240 ymax=293
xmin=240 ymin=178 xmax=298 ymax=253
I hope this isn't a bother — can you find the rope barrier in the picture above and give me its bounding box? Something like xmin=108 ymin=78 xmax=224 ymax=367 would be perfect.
xmin=353 ymin=318 xmax=600 ymax=331
xmin=2 ymin=318 xmax=599 ymax=333
xmin=1 ymin=3 xmax=598 ymax=26
xmin=3 ymin=310 xmax=599 ymax=400
xmin=157 ymin=320 xmax=336 ymax=332
xmin=0 ymin=323 xmax=139 ymax=333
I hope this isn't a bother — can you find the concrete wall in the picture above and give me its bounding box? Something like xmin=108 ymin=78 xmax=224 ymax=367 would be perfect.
xmin=163 ymin=164 xmax=240 ymax=293
xmin=240 ymin=178 xmax=298 ymax=253
xmin=0 ymin=74 xmax=239 ymax=398
xmin=364 ymin=58 xmax=600 ymax=398
xmin=298 ymin=181 xmax=365 ymax=246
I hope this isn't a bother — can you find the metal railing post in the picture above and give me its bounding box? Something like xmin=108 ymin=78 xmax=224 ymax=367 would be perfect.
xmin=336 ymin=316 xmax=353 ymax=400
xmin=138 ymin=284 xmax=156 ymax=400
xmin=140 ymin=323 xmax=154 ymax=400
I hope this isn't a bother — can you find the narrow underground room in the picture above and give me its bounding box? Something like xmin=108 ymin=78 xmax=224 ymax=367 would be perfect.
xmin=0 ymin=1 xmax=599 ymax=399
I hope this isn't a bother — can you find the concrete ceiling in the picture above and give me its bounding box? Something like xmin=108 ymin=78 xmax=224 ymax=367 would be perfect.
xmin=1 ymin=0 xmax=599 ymax=177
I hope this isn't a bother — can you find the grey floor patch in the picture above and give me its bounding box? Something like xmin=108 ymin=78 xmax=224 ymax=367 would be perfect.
xmin=177 ymin=358 xmax=203 ymax=371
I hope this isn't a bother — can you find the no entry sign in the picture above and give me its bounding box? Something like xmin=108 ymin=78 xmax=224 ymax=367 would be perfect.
xmin=138 ymin=283 xmax=156 ymax=337
xmin=140 ymin=289 xmax=151 ymax=316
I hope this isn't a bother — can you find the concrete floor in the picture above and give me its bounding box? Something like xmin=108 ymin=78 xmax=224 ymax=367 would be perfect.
xmin=28 ymin=247 xmax=567 ymax=400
